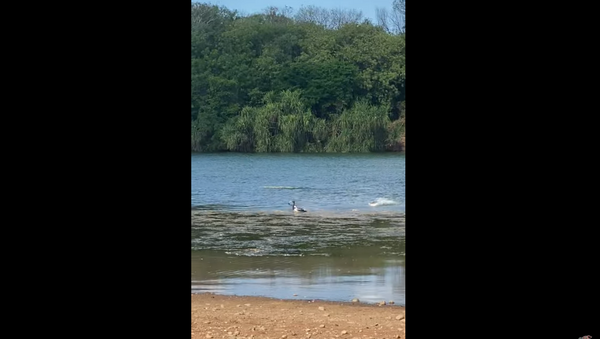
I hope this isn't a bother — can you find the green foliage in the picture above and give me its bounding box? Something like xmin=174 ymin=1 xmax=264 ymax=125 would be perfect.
xmin=191 ymin=1 xmax=405 ymax=153
xmin=221 ymin=90 xmax=324 ymax=152
xmin=327 ymin=100 xmax=390 ymax=152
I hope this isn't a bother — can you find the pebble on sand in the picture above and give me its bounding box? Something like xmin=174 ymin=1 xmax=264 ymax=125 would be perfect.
xmin=318 ymin=306 xmax=325 ymax=311
xmin=395 ymin=315 xmax=405 ymax=320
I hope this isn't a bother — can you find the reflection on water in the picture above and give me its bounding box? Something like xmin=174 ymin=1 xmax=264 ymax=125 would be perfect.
xmin=192 ymin=251 xmax=404 ymax=304
xmin=191 ymin=210 xmax=405 ymax=305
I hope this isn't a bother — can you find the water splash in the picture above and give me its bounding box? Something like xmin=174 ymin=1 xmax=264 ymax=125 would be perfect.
xmin=368 ymin=198 xmax=399 ymax=207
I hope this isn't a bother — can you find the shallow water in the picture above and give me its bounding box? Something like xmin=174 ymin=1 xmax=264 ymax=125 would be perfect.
xmin=191 ymin=153 xmax=405 ymax=304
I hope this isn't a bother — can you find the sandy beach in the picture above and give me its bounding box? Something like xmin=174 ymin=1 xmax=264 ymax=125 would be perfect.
xmin=192 ymin=293 xmax=405 ymax=339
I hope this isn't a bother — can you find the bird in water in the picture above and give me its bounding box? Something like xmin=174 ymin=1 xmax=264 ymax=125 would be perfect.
xmin=289 ymin=200 xmax=307 ymax=212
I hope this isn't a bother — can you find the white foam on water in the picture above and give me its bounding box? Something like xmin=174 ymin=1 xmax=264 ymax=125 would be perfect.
xmin=368 ymin=198 xmax=398 ymax=207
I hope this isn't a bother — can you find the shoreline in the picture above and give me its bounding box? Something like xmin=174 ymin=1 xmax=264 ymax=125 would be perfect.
xmin=192 ymin=293 xmax=405 ymax=338
xmin=191 ymin=292 xmax=406 ymax=307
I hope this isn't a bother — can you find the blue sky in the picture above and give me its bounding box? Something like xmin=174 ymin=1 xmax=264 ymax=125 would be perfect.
xmin=200 ymin=0 xmax=396 ymax=23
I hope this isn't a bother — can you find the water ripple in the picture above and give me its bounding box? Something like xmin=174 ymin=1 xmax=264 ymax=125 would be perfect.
xmin=191 ymin=209 xmax=405 ymax=256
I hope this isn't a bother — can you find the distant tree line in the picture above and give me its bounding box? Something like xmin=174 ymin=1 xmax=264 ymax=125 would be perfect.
xmin=192 ymin=1 xmax=405 ymax=152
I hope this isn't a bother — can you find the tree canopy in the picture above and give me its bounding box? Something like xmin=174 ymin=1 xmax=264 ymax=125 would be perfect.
xmin=191 ymin=2 xmax=405 ymax=152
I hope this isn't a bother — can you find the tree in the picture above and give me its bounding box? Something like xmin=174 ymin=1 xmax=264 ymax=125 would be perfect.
xmin=191 ymin=2 xmax=405 ymax=153
xmin=295 ymin=5 xmax=364 ymax=29
xmin=375 ymin=0 xmax=405 ymax=34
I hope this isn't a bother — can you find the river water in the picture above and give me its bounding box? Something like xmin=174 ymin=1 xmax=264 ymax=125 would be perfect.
xmin=192 ymin=153 xmax=405 ymax=305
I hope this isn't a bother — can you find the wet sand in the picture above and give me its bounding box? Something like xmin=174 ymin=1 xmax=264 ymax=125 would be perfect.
xmin=192 ymin=293 xmax=405 ymax=339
